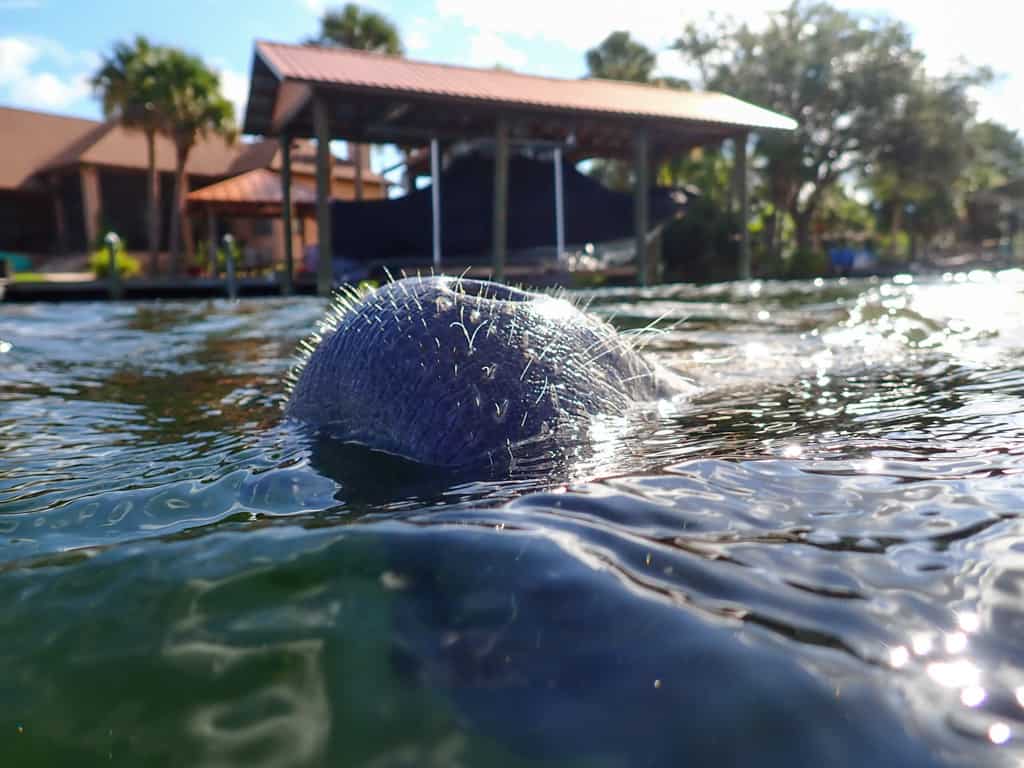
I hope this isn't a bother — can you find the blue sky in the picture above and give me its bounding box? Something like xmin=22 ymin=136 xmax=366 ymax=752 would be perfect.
xmin=1 ymin=0 xmax=1020 ymax=145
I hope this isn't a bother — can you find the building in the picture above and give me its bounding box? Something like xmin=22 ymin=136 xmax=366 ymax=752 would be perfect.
xmin=0 ymin=104 xmax=386 ymax=273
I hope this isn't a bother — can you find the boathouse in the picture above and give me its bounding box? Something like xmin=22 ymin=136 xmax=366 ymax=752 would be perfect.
xmin=241 ymin=40 xmax=796 ymax=293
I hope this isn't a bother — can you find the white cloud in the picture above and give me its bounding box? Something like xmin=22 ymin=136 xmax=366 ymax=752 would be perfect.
xmin=405 ymin=17 xmax=430 ymax=52
xmin=0 ymin=36 xmax=36 ymax=82
xmin=0 ymin=35 xmax=92 ymax=110
xmin=435 ymin=0 xmax=691 ymax=51
xmin=217 ymin=67 xmax=250 ymax=126
xmin=467 ymin=30 xmax=528 ymax=70
xmin=433 ymin=0 xmax=1024 ymax=131
xmin=9 ymin=70 xmax=88 ymax=109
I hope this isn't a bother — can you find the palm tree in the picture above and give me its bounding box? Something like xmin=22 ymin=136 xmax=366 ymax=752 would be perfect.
xmin=308 ymin=4 xmax=404 ymax=199
xmin=153 ymin=49 xmax=236 ymax=275
xmin=585 ymin=31 xmax=656 ymax=84
xmin=91 ymin=36 xmax=165 ymax=275
xmin=310 ymin=3 xmax=404 ymax=54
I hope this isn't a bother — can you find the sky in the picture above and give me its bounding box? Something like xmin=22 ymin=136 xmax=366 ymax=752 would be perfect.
xmin=1 ymin=0 xmax=1021 ymax=147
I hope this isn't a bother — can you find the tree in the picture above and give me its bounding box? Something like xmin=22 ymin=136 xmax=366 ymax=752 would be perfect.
xmin=308 ymin=4 xmax=404 ymax=200
xmin=962 ymin=121 xmax=1024 ymax=194
xmin=583 ymin=32 xmax=660 ymax=191
xmin=309 ymin=3 xmax=403 ymax=55
xmin=674 ymin=1 xmax=922 ymax=255
xmin=585 ymin=31 xmax=657 ymax=83
xmin=91 ymin=36 xmax=165 ymax=274
xmin=869 ymin=69 xmax=989 ymax=258
xmin=961 ymin=121 xmax=1024 ymax=242
xmin=153 ymin=49 xmax=236 ymax=275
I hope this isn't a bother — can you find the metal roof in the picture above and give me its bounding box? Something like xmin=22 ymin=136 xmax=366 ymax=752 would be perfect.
xmin=187 ymin=168 xmax=316 ymax=214
xmin=243 ymin=41 xmax=796 ymax=155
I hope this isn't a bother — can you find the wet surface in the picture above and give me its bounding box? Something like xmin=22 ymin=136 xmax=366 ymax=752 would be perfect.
xmin=2 ymin=271 xmax=1024 ymax=765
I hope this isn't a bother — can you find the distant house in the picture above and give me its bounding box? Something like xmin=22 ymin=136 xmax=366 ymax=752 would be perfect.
xmin=0 ymin=104 xmax=386 ymax=271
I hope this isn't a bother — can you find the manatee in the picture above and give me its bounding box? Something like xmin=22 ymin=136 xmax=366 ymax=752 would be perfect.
xmin=286 ymin=276 xmax=686 ymax=470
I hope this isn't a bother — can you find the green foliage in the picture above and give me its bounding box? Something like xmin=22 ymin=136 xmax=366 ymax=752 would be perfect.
xmin=585 ymin=31 xmax=657 ymax=83
xmin=662 ymin=0 xmax=1024 ymax=269
xmin=661 ymin=195 xmax=741 ymax=283
xmin=311 ymin=3 xmax=404 ymax=54
xmin=92 ymin=41 xmax=236 ymax=275
xmin=195 ymin=239 xmax=241 ymax=270
xmin=785 ymin=248 xmax=828 ymax=278
xmin=674 ymin=1 xmax=923 ymax=253
xmin=11 ymin=273 xmax=46 ymax=283
xmin=962 ymin=122 xmax=1024 ymax=194
xmin=154 ymin=49 xmax=237 ymax=148
xmin=90 ymin=36 xmax=164 ymax=132
xmin=90 ymin=242 xmax=141 ymax=279
xmin=91 ymin=36 xmax=167 ymax=265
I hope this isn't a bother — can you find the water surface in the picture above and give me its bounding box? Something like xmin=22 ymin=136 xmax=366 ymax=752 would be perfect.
xmin=3 ymin=271 xmax=1024 ymax=766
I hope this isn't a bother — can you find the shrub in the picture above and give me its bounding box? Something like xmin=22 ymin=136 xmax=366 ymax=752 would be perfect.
xmin=786 ymin=248 xmax=828 ymax=279
xmin=90 ymin=243 xmax=141 ymax=279
xmin=195 ymin=239 xmax=241 ymax=271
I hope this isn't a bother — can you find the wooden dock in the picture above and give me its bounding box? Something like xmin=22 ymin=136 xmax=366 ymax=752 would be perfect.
xmin=3 ymin=276 xmax=318 ymax=303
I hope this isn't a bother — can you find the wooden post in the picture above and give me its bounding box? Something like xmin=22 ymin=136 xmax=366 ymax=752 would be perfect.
xmin=353 ymin=142 xmax=365 ymax=201
xmin=492 ymin=115 xmax=509 ymax=283
xmin=223 ymin=233 xmax=238 ymax=300
xmin=206 ymin=207 xmax=218 ymax=276
xmin=736 ymin=132 xmax=751 ymax=280
xmin=51 ymin=173 xmax=66 ymax=258
xmin=280 ymin=132 xmax=294 ymax=295
xmin=553 ymin=146 xmax=565 ymax=263
xmin=80 ymin=165 xmax=102 ymax=249
xmin=633 ymin=127 xmax=650 ymax=286
xmin=313 ymin=94 xmax=333 ymax=296
xmin=431 ymin=138 xmax=442 ymax=271
xmin=105 ymin=231 xmax=122 ymax=300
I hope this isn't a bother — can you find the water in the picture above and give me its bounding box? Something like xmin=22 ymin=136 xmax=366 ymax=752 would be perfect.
xmin=3 ymin=271 xmax=1024 ymax=766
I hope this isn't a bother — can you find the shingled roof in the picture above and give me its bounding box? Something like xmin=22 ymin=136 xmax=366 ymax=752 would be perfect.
xmin=0 ymin=104 xmax=384 ymax=193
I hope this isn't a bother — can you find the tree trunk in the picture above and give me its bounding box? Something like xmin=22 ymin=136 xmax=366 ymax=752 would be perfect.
xmin=766 ymin=207 xmax=780 ymax=265
xmin=168 ymin=142 xmax=190 ymax=276
xmin=793 ymin=207 xmax=813 ymax=255
xmin=890 ymin=203 xmax=903 ymax=260
xmin=145 ymin=129 xmax=160 ymax=277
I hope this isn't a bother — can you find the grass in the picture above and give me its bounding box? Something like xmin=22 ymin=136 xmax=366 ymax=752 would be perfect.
xmin=11 ymin=272 xmax=47 ymax=283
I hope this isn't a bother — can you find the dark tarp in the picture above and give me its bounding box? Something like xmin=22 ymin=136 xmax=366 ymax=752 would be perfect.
xmin=329 ymin=153 xmax=684 ymax=264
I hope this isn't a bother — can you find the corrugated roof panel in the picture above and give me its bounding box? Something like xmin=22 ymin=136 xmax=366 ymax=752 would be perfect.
xmin=188 ymin=168 xmax=316 ymax=205
xmin=254 ymin=41 xmax=797 ymax=132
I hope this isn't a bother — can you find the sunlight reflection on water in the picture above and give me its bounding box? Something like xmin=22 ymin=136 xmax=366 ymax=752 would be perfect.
xmin=3 ymin=272 xmax=1024 ymax=764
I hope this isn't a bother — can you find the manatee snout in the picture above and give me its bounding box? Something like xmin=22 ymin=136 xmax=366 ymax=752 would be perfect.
xmin=286 ymin=276 xmax=682 ymax=469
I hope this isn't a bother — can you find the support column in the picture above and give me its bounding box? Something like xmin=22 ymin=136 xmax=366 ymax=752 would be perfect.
xmin=633 ymin=127 xmax=650 ymax=286
xmin=51 ymin=173 xmax=66 ymax=258
xmin=280 ymin=132 xmax=294 ymax=295
xmin=206 ymin=207 xmax=218 ymax=276
xmin=492 ymin=115 xmax=509 ymax=283
xmin=80 ymin=165 xmax=102 ymax=249
xmin=553 ymin=146 xmax=565 ymax=262
xmin=430 ymin=138 xmax=442 ymax=271
xmin=735 ymin=132 xmax=751 ymax=280
xmin=313 ymin=94 xmax=333 ymax=297
xmin=353 ymin=142 xmax=365 ymax=201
